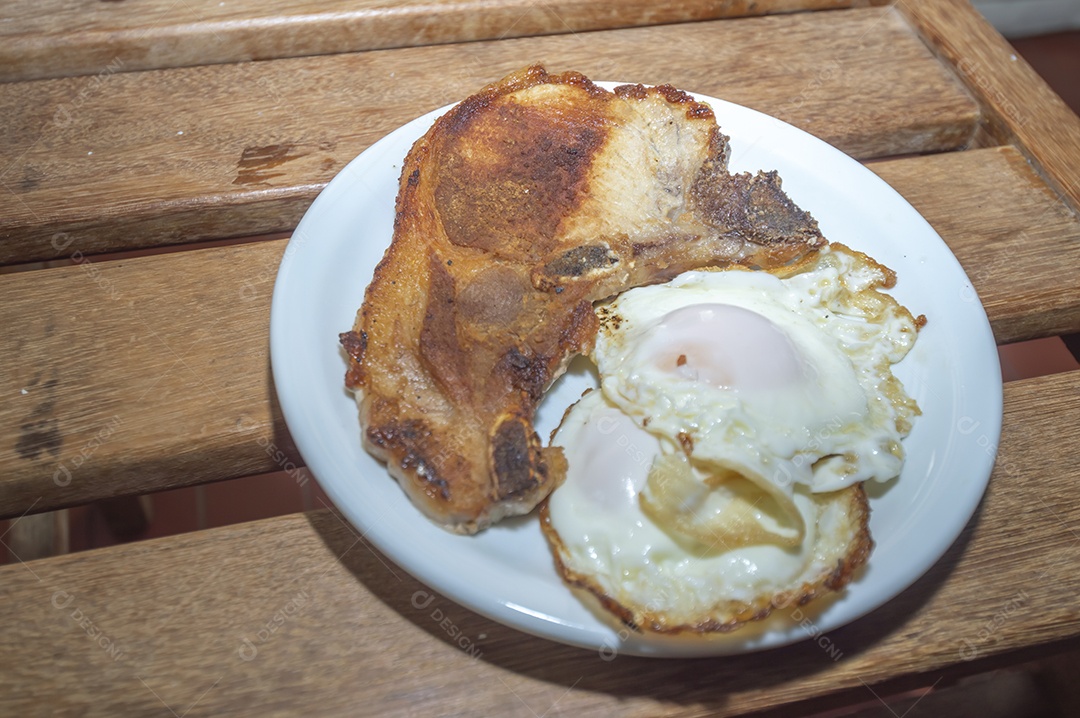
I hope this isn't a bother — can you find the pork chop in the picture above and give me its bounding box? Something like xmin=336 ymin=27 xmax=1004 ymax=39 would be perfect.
xmin=341 ymin=65 xmax=824 ymax=533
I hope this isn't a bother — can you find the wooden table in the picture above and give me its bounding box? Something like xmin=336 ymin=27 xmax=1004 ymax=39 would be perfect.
xmin=3 ymin=0 xmax=1080 ymax=715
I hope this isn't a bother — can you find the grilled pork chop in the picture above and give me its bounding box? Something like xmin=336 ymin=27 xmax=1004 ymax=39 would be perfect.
xmin=341 ymin=65 xmax=824 ymax=533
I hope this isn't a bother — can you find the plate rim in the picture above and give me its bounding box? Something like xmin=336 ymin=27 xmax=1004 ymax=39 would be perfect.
xmin=270 ymin=83 xmax=1003 ymax=658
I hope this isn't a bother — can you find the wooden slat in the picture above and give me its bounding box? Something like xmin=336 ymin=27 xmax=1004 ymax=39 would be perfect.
xmin=870 ymin=146 xmax=1080 ymax=343
xmin=897 ymin=0 xmax=1080 ymax=213
xmin=0 ymin=241 xmax=282 ymax=516
xmin=0 ymin=7 xmax=978 ymax=265
xmin=1 ymin=0 xmax=859 ymax=83
xmin=2 ymin=145 xmax=1078 ymax=519
xmin=0 ymin=370 xmax=1077 ymax=716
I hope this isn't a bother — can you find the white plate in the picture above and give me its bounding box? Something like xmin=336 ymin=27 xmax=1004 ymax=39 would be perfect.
xmin=270 ymin=85 xmax=1002 ymax=658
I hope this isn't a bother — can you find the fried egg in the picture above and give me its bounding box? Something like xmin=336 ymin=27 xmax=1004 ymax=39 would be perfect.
xmin=541 ymin=389 xmax=873 ymax=633
xmin=541 ymin=244 xmax=920 ymax=632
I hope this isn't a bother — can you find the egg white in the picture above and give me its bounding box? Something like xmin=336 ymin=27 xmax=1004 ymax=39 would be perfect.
xmin=593 ymin=244 xmax=919 ymax=507
xmin=543 ymin=389 xmax=872 ymax=632
xmin=541 ymin=244 xmax=919 ymax=633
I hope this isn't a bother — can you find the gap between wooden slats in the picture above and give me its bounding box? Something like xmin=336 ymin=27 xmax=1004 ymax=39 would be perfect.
xmin=2 ymin=0 xmax=861 ymax=83
xmin=0 ymin=370 xmax=1076 ymax=716
xmin=896 ymin=0 xmax=1080 ymax=213
xmin=1 ymin=145 xmax=1077 ymax=520
xmin=0 ymin=7 xmax=978 ymax=265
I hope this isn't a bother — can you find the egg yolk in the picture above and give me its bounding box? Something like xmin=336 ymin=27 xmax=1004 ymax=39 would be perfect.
xmin=642 ymin=304 xmax=804 ymax=390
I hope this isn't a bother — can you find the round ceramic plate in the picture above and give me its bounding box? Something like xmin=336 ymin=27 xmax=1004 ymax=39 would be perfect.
xmin=270 ymin=85 xmax=1002 ymax=658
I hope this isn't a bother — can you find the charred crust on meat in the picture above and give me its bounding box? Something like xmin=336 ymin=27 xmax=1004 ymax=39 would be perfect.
xmin=614 ymin=83 xmax=715 ymax=121
xmin=691 ymin=166 xmax=823 ymax=248
xmin=562 ymin=300 xmax=601 ymax=357
xmin=685 ymin=104 xmax=714 ymax=120
xmin=340 ymin=330 xmax=367 ymax=360
xmin=499 ymin=346 xmax=551 ymax=403
xmin=541 ymin=244 xmax=619 ymax=279
xmin=433 ymin=87 xmax=610 ymax=258
xmin=401 ymin=452 xmax=451 ymax=501
xmin=451 ymin=66 xmax=607 ymax=134
xmin=614 ymin=83 xmax=648 ymax=100
xmin=654 ymin=84 xmax=715 ymax=120
xmin=491 ymin=415 xmax=543 ymax=500
xmin=367 ymin=419 xmax=452 ymax=502
xmin=340 ymin=331 xmax=368 ymax=389
xmin=365 ymin=417 xmax=426 ymax=450
xmin=744 ymin=171 xmax=823 ymax=245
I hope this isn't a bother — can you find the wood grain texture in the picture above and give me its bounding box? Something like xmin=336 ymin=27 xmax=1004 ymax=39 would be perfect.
xmin=0 ymin=242 xmax=285 ymax=517
xmin=0 ymin=371 xmax=1077 ymax=716
xmin=2 ymin=146 xmax=1078 ymax=520
xmin=0 ymin=7 xmax=978 ymax=265
xmin=1 ymin=0 xmax=861 ymax=82
xmin=870 ymin=146 xmax=1080 ymax=343
xmin=896 ymin=0 xmax=1080 ymax=212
